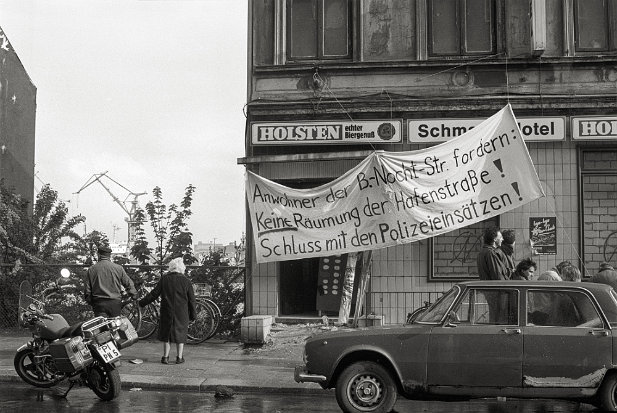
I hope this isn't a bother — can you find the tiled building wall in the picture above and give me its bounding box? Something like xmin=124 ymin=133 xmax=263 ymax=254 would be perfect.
xmin=251 ymin=243 xmax=279 ymax=316
xmin=581 ymin=150 xmax=617 ymax=276
xmin=368 ymin=141 xmax=581 ymax=324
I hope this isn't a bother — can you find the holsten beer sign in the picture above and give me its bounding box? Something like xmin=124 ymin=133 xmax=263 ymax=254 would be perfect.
xmin=246 ymin=105 xmax=545 ymax=263
xmin=251 ymin=120 xmax=402 ymax=145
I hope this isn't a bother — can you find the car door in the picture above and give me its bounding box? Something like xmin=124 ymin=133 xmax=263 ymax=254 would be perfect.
xmin=427 ymin=287 xmax=523 ymax=387
xmin=524 ymin=288 xmax=612 ymax=387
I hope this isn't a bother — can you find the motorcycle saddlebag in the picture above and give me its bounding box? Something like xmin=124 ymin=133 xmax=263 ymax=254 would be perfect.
xmin=115 ymin=316 xmax=139 ymax=349
xmin=48 ymin=336 xmax=94 ymax=373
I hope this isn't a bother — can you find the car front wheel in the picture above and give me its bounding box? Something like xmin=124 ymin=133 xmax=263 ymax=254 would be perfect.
xmin=335 ymin=361 xmax=397 ymax=413
xmin=599 ymin=371 xmax=617 ymax=412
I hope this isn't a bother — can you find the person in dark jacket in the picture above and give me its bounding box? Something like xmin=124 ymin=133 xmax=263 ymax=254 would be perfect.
xmin=590 ymin=262 xmax=617 ymax=290
xmin=498 ymin=229 xmax=516 ymax=278
xmin=477 ymin=227 xmax=507 ymax=280
xmin=511 ymin=258 xmax=537 ymax=280
xmin=139 ymin=257 xmax=196 ymax=364
xmin=85 ymin=245 xmax=136 ymax=317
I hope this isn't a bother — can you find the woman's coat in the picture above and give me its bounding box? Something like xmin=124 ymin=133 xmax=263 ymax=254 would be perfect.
xmin=139 ymin=272 xmax=197 ymax=343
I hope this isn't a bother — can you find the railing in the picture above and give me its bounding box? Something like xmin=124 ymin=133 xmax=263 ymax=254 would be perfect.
xmin=0 ymin=263 xmax=245 ymax=332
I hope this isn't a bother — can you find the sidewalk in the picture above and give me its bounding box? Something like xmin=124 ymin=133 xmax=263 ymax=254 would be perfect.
xmin=0 ymin=332 xmax=326 ymax=395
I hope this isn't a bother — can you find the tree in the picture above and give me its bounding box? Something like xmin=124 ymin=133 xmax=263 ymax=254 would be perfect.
xmin=0 ymin=182 xmax=85 ymax=264
xmin=129 ymin=207 xmax=151 ymax=265
xmin=130 ymin=184 xmax=197 ymax=266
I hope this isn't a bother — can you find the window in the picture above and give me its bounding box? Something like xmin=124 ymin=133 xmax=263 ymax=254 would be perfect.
xmin=287 ymin=0 xmax=351 ymax=61
xmin=527 ymin=290 xmax=602 ymax=328
xmin=574 ymin=0 xmax=617 ymax=52
xmin=454 ymin=289 xmax=518 ymax=325
xmin=428 ymin=0 xmax=495 ymax=57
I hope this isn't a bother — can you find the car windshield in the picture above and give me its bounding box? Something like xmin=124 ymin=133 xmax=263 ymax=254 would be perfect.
xmin=415 ymin=286 xmax=460 ymax=323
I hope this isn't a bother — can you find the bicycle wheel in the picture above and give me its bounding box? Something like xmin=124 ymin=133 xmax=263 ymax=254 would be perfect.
xmin=201 ymin=299 xmax=221 ymax=340
xmin=187 ymin=300 xmax=216 ymax=344
xmin=138 ymin=303 xmax=159 ymax=340
xmin=120 ymin=300 xmax=141 ymax=333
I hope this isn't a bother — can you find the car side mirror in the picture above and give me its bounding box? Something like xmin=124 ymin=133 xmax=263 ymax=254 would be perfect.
xmin=445 ymin=311 xmax=459 ymax=327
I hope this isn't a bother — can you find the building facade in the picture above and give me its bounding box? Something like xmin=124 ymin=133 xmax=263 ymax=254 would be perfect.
xmin=0 ymin=26 xmax=36 ymax=208
xmin=240 ymin=0 xmax=617 ymax=323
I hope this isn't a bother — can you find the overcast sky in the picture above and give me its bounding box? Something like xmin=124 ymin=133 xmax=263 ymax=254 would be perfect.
xmin=0 ymin=0 xmax=247 ymax=246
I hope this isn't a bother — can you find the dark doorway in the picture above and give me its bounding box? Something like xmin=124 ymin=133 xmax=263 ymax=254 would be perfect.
xmin=279 ymin=258 xmax=319 ymax=316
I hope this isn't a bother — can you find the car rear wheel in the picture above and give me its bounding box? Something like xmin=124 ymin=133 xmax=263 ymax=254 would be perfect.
xmin=335 ymin=361 xmax=397 ymax=413
xmin=599 ymin=371 xmax=617 ymax=412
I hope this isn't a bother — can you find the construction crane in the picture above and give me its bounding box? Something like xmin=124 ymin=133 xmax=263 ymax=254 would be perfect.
xmin=74 ymin=171 xmax=147 ymax=252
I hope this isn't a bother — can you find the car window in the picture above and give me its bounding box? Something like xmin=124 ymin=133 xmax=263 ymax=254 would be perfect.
xmin=415 ymin=286 xmax=459 ymax=323
xmin=527 ymin=290 xmax=602 ymax=328
xmin=453 ymin=289 xmax=518 ymax=326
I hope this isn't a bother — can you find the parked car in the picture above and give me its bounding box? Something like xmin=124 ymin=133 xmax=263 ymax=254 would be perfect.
xmin=295 ymin=280 xmax=617 ymax=413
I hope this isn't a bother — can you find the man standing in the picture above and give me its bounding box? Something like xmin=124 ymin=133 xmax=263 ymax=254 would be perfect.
xmin=85 ymin=245 xmax=137 ymax=317
xmin=498 ymin=229 xmax=516 ymax=279
xmin=590 ymin=262 xmax=617 ymax=289
xmin=477 ymin=227 xmax=507 ymax=280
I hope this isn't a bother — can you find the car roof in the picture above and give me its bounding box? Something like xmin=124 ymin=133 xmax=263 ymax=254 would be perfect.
xmin=456 ymin=280 xmax=613 ymax=292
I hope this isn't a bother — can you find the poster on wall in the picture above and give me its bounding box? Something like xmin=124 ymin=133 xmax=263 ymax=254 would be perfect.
xmin=529 ymin=217 xmax=557 ymax=255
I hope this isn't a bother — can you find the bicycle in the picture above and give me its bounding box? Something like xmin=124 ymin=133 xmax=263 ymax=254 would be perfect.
xmin=406 ymin=301 xmax=431 ymax=324
xmin=187 ymin=283 xmax=221 ymax=344
xmin=120 ymin=275 xmax=159 ymax=340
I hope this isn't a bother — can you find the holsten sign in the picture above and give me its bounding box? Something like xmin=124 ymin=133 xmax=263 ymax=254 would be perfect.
xmin=251 ymin=120 xmax=402 ymax=145
xmin=572 ymin=116 xmax=617 ymax=140
xmin=246 ymin=105 xmax=545 ymax=263
xmin=408 ymin=117 xmax=565 ymax=143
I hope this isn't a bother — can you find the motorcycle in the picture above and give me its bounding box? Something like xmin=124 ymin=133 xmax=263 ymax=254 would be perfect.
xmin=14 ymin=277 xmax=139 ymax=400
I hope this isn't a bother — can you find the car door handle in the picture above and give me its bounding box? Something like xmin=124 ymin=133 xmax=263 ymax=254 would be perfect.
xmin=589 ymin=329 xmax=609 ymax=337
xmin=501 ymin=328 xmax=521 ymax=335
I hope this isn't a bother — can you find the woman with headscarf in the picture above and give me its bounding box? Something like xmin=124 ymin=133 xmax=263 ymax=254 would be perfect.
xmin=139 ymin=257 xmax=196 ymax=364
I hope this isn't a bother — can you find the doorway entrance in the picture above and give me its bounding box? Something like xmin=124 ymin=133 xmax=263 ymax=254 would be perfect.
xmin=279 ymin=258 xmax=320 ymax=316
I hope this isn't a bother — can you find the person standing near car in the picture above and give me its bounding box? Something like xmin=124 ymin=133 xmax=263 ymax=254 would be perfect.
xmin=85 ymin=245 xmax=137 ymax=317
xmin=498 ymin=229 xmax=516 ymax=279
xmin=477 ymin=227 xmax=508 ymax=280
xmin=139 ymin=257 xmax=196 ymax=365
xmin=510 ymin=258 xmax=537 ymax=280
xmin=590 ymin=262 xmax=617 ymax=290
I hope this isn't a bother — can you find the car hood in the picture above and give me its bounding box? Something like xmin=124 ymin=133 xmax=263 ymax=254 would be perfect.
xmin=305 ymin=323 xmax=430 ymax=343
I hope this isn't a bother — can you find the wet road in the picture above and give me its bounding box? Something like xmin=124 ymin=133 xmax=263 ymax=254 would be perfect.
xmin=0 ymin=383 xmax=599 ymax=412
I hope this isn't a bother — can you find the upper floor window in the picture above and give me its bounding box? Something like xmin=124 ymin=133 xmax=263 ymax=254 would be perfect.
xmin=287 ymin=0 xmax=351 ymax=62
xmin=574 ymin=0 xmax=617 ymax=52
xmin=428 ymin=0 xmax=496 ymax=57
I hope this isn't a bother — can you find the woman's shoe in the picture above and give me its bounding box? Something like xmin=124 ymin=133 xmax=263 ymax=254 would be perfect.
xmin=176 ymin=357 xmax=185 ymax=364
xmin=161 ymin=356 xmax=169 ymax=364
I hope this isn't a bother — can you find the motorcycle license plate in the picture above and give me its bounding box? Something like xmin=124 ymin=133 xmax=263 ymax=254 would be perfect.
xmin=96 ymin=341 xmax=121 ymax=363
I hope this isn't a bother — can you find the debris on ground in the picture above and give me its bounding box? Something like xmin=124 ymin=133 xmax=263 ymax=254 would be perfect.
xmin=214 ymin=385 xmax=235 ymax=399
xmin=241 ymin=322 xmax=339 ymax=360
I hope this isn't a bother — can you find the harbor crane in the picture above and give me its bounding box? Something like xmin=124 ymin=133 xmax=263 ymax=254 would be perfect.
xmin=74 ymin=171 xmax=147 ymax=252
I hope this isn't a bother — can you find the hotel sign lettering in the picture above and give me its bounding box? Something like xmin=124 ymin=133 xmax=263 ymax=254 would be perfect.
xmin=409 ymin=117 xmax=565 ymax=143
xmin=572 ymin=116 xmax=617 ymax=140
xmin=251 ymin=120 xmax=402 ymax=145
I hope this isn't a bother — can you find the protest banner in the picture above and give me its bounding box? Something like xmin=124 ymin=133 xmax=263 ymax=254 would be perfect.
xmin=246 ymin=105 xmax=545 ymax=263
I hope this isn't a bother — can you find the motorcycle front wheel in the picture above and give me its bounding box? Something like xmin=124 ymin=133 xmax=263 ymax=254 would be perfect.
xmin=88 ymin=361 xmax=121 ymax=401
xmin=14 ymin=347 xmax=64 ymax=388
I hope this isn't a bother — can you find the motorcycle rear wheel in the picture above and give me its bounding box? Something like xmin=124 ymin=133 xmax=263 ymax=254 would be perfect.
xmin=14 ymin=347 xmax=64 ymax=388
xmin=88 ymin=362 xmax=121 ymax=401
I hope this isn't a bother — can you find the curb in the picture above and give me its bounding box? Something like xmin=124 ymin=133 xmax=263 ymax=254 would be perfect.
xmin=0 ymin=373 xmax=326 ymax=395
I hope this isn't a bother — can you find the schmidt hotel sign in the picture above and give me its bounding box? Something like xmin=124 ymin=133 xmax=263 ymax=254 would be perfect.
xmin=251 ymin=120 xmax=402 ymax=145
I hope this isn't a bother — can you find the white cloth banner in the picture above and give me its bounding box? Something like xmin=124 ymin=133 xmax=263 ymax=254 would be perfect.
xmin=246 ymin=105 xmax=545 ymax=263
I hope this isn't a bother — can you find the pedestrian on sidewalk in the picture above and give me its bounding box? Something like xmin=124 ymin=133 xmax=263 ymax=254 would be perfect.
xmin=510 ymin=258 xmax=537 ymax=280
xmin=85 ymin=245 xmax=137 ymax=317
xmin=139 ymin=257 xmax=196 ymax=365
xmin=498 ymin=229 xmax=516 ymax=279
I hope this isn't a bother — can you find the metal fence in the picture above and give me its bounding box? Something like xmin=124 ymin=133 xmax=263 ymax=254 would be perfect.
xmin=0 ymin=263 xmax=245 ymax=332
